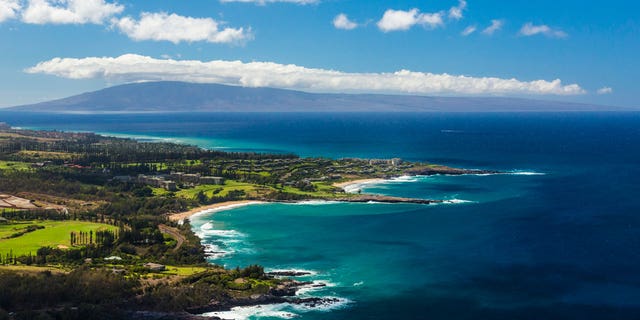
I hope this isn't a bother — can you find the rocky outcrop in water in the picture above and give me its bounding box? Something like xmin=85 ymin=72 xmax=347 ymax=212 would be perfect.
xmin=267 ymin=270 xmax=313 ymax=277
xmin=187 ymin=279 xmax=328 ymax=314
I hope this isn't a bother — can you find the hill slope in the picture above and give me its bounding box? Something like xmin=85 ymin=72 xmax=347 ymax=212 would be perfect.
xmin=6 ymin=81 xmax=624 ymax=112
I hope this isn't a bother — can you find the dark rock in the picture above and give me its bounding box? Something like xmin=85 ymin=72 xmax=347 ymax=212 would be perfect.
xmin=405 ymin=167 xmax=501 ymax=176
xmin=267 ymin=270 xmax=312 ymax=277
xmin=288 ymin=297 xmax=343 ymax=308
xmin=130 ymin=311 xmax=214 ymax=320
xmin=334 ymin=195 xmax=442 ymax=205
xmin=270 ymin=280 xmax=312 ymax=296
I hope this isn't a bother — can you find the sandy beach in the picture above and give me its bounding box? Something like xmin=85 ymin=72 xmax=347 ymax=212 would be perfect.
xmin=168 ymin=178 xmax=390 ymax=222
xmin=332 ymin=178 xmax=386 ymax=190
xmin=168 ymin=200 xmax=265 ymax=222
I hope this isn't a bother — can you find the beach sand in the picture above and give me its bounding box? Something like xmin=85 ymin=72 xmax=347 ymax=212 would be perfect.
xmin=169 ymin=178 xmax=390 ymax=222
xmin=168 ymin=200 xmax=265 ymax=222
xmin=332 ymin=178 xmax=386 ymax=190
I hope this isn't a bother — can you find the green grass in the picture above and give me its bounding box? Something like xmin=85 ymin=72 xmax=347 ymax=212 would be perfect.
xmin=160 ymin=265 xmax=208 ymax=276
xmin=280 ymin=182 xmax=341 ymax=198
xmin=151 ymin=187 xmax=170 ymax=196
xmin=0 ymin=220 xmax=118 ymax=257
xmin=167 ymin=179 xmax=346 ymax=201
xmin=314 ymin=182 xmax=341 ymax=194
xmin=220 ymin=180 xmax=262 ymax=197
xmin=236 ymin=170 xmax=271 ymax=178
xmin=121 ymin=162 xmax=169 ymax=170
xmin=176 ymin=180 xmax=263 ymax=199
xmin=0 ymin=161 xmax=31 ymax=171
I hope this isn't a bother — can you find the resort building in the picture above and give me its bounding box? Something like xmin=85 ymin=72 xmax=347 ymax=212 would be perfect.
xmin=170 ymin=172 xmax=224 ymax=185
xmin=368 ymin=158 xmax=403 ymax=166
xmin=136 ymin=174 xmax=178 ymax=191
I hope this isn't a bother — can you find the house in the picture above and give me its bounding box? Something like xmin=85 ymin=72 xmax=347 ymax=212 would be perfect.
xmin=104 ymin=256 xmax=123 ymax=261
xmin=160 ymin=180 xmax=177 ymax=191
xmin=170 ymin=172 xmax=224 ymax=185
xmin=137 ymin=174 xmax=177 ymax=191
xmin=0 ymin=217 xmax=8 ymax=224
xmin=143 ymin=262 xmax=166 ymax=272
xmin=170 ymin=172 xmax=201 ymax=183
xmin=112 ymin=175 xmax=134 ymax=182
xmin=31 ymin=162 xmax=46 ymax=168
xmin=368 ymin=158 xmax=403 ymax=166
xmin=199 ymin=176 xmax=225 ymax=185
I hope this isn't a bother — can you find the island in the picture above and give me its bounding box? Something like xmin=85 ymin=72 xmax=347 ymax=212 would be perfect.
xmin=0 ymin=125 xmax=498 ymax=319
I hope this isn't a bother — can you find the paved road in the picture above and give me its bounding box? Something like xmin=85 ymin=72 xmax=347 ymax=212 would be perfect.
xmin=158 ymin=224 xmax=185 ymax=252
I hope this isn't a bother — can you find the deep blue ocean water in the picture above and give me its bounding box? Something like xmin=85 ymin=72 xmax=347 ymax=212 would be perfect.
xmin=2 ymin=112 xmax=640 ymax=319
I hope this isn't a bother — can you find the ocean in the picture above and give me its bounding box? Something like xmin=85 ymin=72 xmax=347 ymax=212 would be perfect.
xmin=2 ymin=111 xmax=640 ymax=319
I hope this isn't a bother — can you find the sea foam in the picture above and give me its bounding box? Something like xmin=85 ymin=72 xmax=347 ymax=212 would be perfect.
xmin=343 ymin=176 xmax=418 ymax=193
xmin=507 ymin=170 xmax=546 ymax=176
xmin=201 ymin=297 xmax=351 ymax=319
xmin=190 ymin=201 xmax=265 ymax=221
xmin=443 ymin=199 xmax=475 ymax=204
xmin=266 ymin=268 xmax=319 ymax=277
xmin=295 ymin=280 xmax=338 ymax=296
xmin=286 ymin=200 xmax=341 ymax=206
xmin=202 ymin=303 xmax=298 ymax=320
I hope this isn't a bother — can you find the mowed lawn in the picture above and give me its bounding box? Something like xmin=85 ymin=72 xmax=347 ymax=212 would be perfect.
xmin=174 ymin=180 xmax=266 ymax=199
xmin=0 ymin=220 xmax=118 ymax=256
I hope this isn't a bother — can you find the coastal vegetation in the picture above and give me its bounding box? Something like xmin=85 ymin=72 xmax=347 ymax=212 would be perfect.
xmin=0 ymin=125 xmax=491 ymax=318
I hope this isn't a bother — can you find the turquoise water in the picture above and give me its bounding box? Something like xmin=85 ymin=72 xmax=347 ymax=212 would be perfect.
xmin=190 ymin=173 xmax=547 ymax=319
xmin=2 ymin=112 xmax=640 ymax=319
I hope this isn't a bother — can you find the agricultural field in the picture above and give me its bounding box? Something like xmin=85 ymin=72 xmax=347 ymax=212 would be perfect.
xmin=0 ymin=220 xmax=118 ymax=256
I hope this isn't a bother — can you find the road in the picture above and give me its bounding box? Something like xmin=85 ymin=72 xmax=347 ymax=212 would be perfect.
xmin=158 ymin=224 xmax=185 ymax=252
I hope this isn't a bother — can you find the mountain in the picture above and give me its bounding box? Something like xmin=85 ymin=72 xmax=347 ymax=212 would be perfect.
xmin=5 ymin=81 xmax=627 ymax=113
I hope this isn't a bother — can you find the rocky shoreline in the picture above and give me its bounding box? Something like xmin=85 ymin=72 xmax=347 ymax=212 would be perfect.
xmin=333 ymin=195 xmax=443 ymax=204
xmin=405 ymin=167 xmax=501 ymax=176
xmin=327 ymin=168 xmax=501 ymax=205
xmin=186 ymin=279 xmax=334 ymax=315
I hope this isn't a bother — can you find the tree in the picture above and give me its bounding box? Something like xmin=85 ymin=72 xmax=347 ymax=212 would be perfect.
xmin=195 ymin=190 xmax=208 ymax=204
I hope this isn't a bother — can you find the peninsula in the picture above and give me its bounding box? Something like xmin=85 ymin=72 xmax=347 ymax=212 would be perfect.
xmin=0 ymin=125 xmax=496 ymax=318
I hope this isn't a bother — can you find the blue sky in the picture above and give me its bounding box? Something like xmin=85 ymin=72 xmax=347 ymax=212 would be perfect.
xmin=0 ymin=0 xmax=638 ymax=108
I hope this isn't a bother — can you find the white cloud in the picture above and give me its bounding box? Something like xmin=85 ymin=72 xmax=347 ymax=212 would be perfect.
xmin=219 ymin=0 xmax=318 ymax=4
xmin=377 ymin=8 xmax=443 ymax=32
xmin=21 ymin=0 xmax=123 ymax=25
xmin=461 ymin=25 xmax=476 ymax=36
xmin=597 ymin=87 xmax=613 ymax=95
xmin=112 ymin=12 xmax=251 ymax=44
xmin=519 ymin=23 xmax=567 ymax=38
xmin=333 ymin=13 xmax=357 ymax=30
xmin=26 ymin=54 xmax=586 ymax=96
xmin=448 ymin=0 xmax=467 ymax=20
xmin=482 ymin=19 xmax=503 ymax=35
xmin=0 ymin=0 xmax=20 ymax=22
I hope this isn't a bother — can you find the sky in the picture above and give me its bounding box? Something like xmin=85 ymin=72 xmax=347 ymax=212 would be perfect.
xmin=0 ymin=0 xmax=638 ymax=108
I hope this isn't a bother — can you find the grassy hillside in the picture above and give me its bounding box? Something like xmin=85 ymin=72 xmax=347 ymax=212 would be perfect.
xmin=0 ymin=220 xmax=117 ymax=256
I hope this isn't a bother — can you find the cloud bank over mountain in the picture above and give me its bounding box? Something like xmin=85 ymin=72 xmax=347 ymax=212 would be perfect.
xmin=26 ymin=54 xmax=586 ymax=96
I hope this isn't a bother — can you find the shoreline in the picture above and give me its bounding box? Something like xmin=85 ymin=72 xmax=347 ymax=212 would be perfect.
xmin=169 ymin=171 xmax=496 ymax=223
xmin=332 ymin=178 xmax=387 ymax=190
xmin=168 ymin=200 xmax=266 ymax=222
